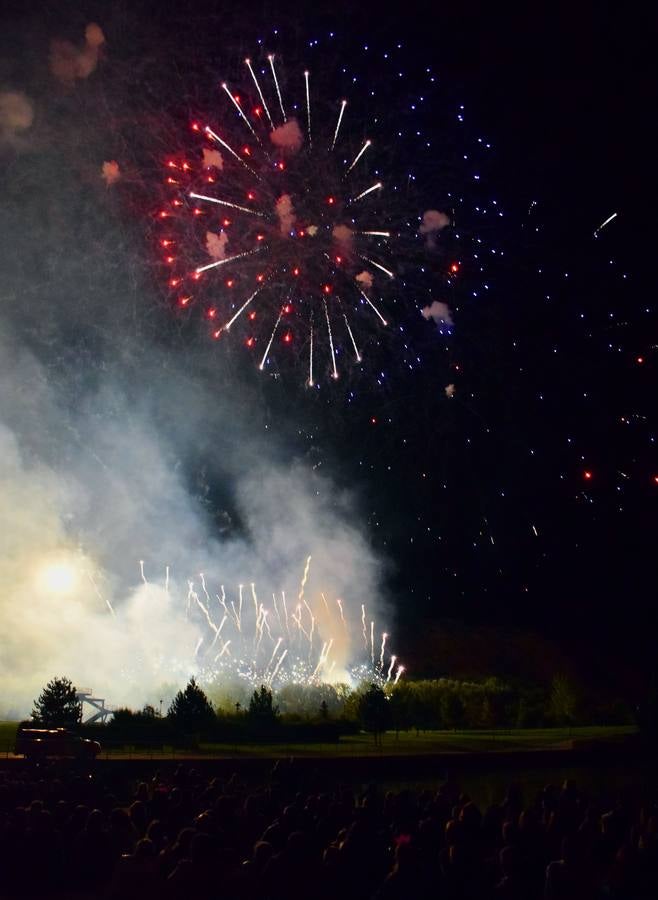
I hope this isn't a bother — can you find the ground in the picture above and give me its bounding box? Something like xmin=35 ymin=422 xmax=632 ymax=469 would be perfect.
xmin=0 ymin=722 xmax=635 ymax=759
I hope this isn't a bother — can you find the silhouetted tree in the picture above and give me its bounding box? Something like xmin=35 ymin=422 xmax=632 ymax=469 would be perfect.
xmin=167 ymin=678 xmax=215 ymax=733
xmin=32 ymin=676 xmax=81 ymax=727
xmin=248 ymin=685 xmax=279 ymax=722
xmin=358 ymin=684 xmax=390 ymax=744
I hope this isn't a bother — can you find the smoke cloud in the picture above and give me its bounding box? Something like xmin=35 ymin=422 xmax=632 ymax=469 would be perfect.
xmin=0 ymin=17 xmax=389 ymax=719
xmin=205 ymin=230 xmax=229 ymax=260
xmin=332 ymin=224 xmax=354 ymax=249
xmin=355 ymin=270 xmax=374 ymax=290
xmin=270 ymin=119 xmax=303 ymax=154
xmin=421 ymin=300 xmax=454 ymax=327
xmin=0 ymin=91 xmax=34 ymax=144
xmin=275 ymin=193 xmax=296 ymax=235
xmin=50 ymin=23 xmax=106 ymax=85
xmin=202 ymin=148 xmax=223 ymax=170
xmin=101 ymin=160 xmax=121 ymax=185
xmin=419 ymin=209 xmax=450 ymax=247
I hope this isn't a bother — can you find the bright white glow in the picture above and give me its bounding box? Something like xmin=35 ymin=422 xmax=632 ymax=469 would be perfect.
xmin=38 ymin=559 xmax=77 ymax=594
xmin=359 ymin=230 xmax=391 ymax=237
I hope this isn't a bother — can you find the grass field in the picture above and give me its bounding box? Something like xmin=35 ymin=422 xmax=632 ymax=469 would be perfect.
xmin=0 ymin=722 xmax=635 ymax=759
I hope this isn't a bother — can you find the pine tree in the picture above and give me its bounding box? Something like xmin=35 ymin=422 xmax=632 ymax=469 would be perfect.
xmin=32 ymin=676 xmax=81 ymax=727
xmin=167 ymin=678 xmax=215 ymax=732
xmin=248 ymin=685 xmax=279 ymax=722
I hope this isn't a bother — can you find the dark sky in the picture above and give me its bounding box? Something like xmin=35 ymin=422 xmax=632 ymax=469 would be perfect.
xmin=1 ymin=0 xmax=655 ymax=689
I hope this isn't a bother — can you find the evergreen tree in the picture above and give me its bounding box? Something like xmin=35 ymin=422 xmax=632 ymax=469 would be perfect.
xmin=167 ymin=678 xmax=215 ymax=732
xmin=248 ymin=685 xmax=279 ymax=722
xmin=32 ymin=676 xmax=81 ymax=727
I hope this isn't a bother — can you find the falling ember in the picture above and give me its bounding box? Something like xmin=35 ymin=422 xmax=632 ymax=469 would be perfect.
xmin=358 ymin=288 xmax=388 ymax=326
xmin=245 ymin=58 xmax=274 ymax=129
xmin=189 ymin=191 xmax=265 ymax=217
xmin=351 ymin=182 xmax=383 ymax=203
xmin=324 ymin=298 xmax=339 ymax=379
xmin=304 ymin=70 xmax=312 ymax=146
xmin=268 ymin=54 xmax=287 ymax=122
xmin=379 ymin=632 xmax=388 ymax=669
xmin=346 ymin=139 xmax=372 ymax=173
xmin=331 ymin=99 xmax=347 ymax=150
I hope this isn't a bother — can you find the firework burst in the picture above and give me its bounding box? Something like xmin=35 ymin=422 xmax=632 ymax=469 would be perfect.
xmin=156 ymin=50 xmax=449 ymax=384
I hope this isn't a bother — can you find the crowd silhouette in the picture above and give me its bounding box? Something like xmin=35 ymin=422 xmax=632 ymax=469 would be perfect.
xmin=0 ymin=761 xmax=656 ymax=898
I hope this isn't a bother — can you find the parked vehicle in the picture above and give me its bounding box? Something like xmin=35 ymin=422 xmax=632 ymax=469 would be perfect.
xmin=14 ymin=727 xmax=101 ymax=760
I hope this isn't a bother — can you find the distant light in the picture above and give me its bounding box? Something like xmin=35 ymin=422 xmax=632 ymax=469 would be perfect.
xmin=583 ymin=470 xmax=593 ymax=480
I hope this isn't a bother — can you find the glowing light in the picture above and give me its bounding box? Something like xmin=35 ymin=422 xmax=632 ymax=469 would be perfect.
xmin=583 ymin=470 xmax=593 ymax=480
xmin=38 ymin=559 xmax=78 ymax=594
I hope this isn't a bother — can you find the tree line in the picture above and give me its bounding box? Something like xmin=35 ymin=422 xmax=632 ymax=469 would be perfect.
xmin=28 ymin=670 xmax=637 ymax=746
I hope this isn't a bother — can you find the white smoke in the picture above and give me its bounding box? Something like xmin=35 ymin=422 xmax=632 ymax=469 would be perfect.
xmin=270 ymin=119 xmax=303 ymax=154
xmin=421 ymin=300 xmax=454 ymax=327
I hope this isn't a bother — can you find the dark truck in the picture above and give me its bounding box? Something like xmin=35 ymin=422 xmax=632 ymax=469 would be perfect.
xmin=14 ymin=726 xmax=101 ymax=760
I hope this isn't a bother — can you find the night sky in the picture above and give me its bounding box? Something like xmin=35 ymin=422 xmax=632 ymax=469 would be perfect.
xmin=1 ymin=0 xmax=655 ymax=696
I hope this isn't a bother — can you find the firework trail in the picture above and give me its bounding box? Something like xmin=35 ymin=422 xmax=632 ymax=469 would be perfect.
xmin=147 ymin=564 xmax=402 ymax=689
